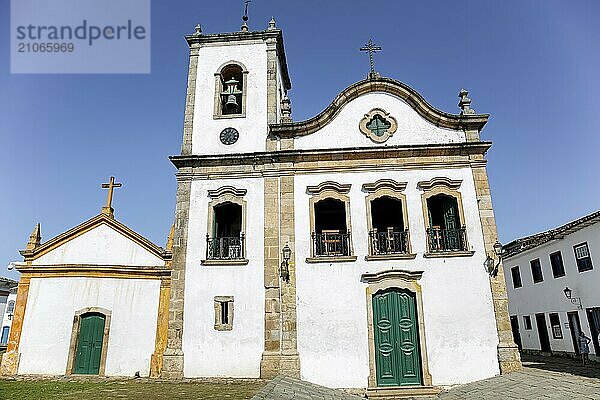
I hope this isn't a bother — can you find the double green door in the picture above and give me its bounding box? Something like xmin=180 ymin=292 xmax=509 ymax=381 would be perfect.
xmin=74 ymin=313 xmax=105 ymax=375
xmin=373 ymin=289 xmax=422 ymax=387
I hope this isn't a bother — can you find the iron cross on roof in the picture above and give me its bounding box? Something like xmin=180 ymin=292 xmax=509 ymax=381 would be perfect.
xmin=360 ymin=38 xmax=382 ymax=78
xmin=101 ymin=176 xmax=122 ymax=217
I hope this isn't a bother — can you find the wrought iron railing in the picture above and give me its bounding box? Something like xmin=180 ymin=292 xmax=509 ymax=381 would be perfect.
xmin=206 ymin=234 xmax=245 ymax=260
xmin=369 ymin=230 xmax=410 ymax=255
xmin=426 ymin=227 xmax=468 ymax=252
xmin=312 ymin=231 xmax=352 ymax=257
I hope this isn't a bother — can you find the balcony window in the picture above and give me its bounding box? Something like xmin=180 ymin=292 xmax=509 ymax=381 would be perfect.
xmin=426 ymin=194 xmax=468 ymax=252
xmin=206 ymin=202 xmax=244 ymax=260
xmin=312 ymin=198 xmax=351 ymax=257
xmin=369 ymin=196 xmax=409 ymax=255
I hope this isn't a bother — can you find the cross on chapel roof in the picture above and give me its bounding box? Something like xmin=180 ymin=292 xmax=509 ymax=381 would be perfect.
xmin=101 ymin=176 xmax=122 ymax=218
xmin=360 ymin=38 xmax=382 ymax=79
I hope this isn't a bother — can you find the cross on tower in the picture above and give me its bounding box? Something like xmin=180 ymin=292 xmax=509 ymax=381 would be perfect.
xmin=241 ymin=0 xmax=251 ymax=31
xmin=101 ymin=176 xmax=122 ymax=217
xmin=360 ymin=38 xmax=382 ymax=79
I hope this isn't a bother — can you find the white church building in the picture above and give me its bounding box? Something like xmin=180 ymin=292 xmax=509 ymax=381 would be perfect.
xmin=503 ymin=210 xmax=600 ymax=362
xmin=1 ymin=19 xmax=521 ymax=396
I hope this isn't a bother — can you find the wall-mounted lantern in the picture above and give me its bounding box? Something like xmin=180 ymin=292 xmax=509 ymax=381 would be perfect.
xmin=563 ymin=287 xmax=583 ymax=310
xmin=484 ymin=241 xmax=503 ymax=277
xmin=280 ymin=244 xmax=291 ymax=283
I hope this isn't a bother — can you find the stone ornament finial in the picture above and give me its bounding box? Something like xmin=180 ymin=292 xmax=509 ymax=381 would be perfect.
xmin=25 ymin=223 xmax=41 ymax=251
xmin=281 ymin=94 xmax=292 ymax=123
xmin=194 ymin=24 xmax=202 ymax=36
xmin=166 ymin=224 xmax=175 ymax=252
xmin=241 ymin=22 xmax=249 ymax=32
xmin=458 ymin=88 xmax=475 ymax=115
xmin=268 ymin=17 xmax=276 ymax=30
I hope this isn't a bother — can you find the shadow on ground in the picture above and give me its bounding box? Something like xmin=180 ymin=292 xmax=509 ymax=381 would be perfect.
xmin=521 ymin=353 xmax=600 ymax=379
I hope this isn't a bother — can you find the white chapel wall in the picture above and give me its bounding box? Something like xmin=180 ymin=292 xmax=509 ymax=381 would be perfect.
xmin=183 ymin=177 xmax=265 ymax=377
xmin=294 ymin=92 xmax=466 ymax=151
xmin=294 ymin=167 xmax=500 ymax=388
xmin=18 ymin=277 xmax=160 ymax=376
xmin=32 ymin=224 xmax=164 ymax=267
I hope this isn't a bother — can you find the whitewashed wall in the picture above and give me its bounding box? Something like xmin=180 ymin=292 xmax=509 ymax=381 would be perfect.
xmin=504 ymin=222 xmax=600 ymax=357
xmin=294 ymin=92 xmax=465 ymax=150
xmin=183 ymin=177 xmax=265 ymax=377
xmin=294 ymin=168 xmax=500 ymax=388
xmin=32 ymin=224 xmax=164 ymax=267
xmin=192 ymin=42 xmax=267 ymax=156
xmin=18 ymin=277 xmax=160 ymax=376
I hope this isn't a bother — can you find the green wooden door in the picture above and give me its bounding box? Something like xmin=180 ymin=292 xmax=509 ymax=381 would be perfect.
xmin=373 ymin=289 xmax=422 ymax=387
xmin=74 ymin=313 xmax=105 ymax=375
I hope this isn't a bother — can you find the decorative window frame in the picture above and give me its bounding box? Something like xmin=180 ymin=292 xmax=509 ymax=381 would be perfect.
xmin=306 ymin=181 xmax=356 ymax=263
xmin=214 ymin=296 xmax=234 ymax=331
xmin=359 ymin=108 xmax=398 ymax=143
xmin=202 ymin=186 xmax=249 ymax=266
xmin=362 ymin=179 xmax=415 ymax=260
xmin=213 ymin=61 xmax=249 ymax=119
xmin=66 ymin=307 xmax=112 ymax=376
xmin=417 ymin=177 xmax=473 ymax=258
xmin=361 ymin=269 xmax=434 ymax=393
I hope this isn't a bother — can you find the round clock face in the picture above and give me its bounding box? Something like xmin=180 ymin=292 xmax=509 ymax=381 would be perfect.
xmin=220 ymin=127 xmax=239 ymax=145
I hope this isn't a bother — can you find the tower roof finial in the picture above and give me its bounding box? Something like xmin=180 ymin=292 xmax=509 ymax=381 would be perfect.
xmin=241 ymin=0 xmax=251 ymax=32
xmin=194 ymin=24 xmax=202 ymax=36
xmin=268 ymin=16 xmax=276 ymax=30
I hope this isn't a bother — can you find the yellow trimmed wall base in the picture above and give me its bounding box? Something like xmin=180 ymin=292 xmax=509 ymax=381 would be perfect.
xmin=0 ymin=351 xmax=20 ymax=376
xmin=366 ymin=385 xmax=442 ymax=399
xmin=149 ymin=353 xmax=163 ymax=378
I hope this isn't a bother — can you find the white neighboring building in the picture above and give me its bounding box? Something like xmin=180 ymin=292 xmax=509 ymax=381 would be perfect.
xmin=503 ymin=210 xmax=600 ymax=361
xmin=1 ymin=276 xmax=18 ymax=346
xmin=1 ymin=287 xmax=17 ymax=346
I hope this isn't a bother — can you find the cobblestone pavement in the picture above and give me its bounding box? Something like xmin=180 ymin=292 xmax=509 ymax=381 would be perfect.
xmin=253 ymin=355 xmax=600 ymax=399
xmin=251 ymin=376 xmax=362 ymax=400
xmin=437 ymin=354 xmax=600 ymax=400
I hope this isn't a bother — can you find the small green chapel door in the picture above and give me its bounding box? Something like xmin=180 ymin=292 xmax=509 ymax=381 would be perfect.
xmin=74 ymin=313 xmax=105 ymax=375
xmin=373 ymin=289 xmax=422 ymax=387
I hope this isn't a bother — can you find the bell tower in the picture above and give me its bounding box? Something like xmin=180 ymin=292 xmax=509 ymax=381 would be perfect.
xmin=161 ymin=19 xmax=292 ymax=379
xmin=178 ymin=19 xmax=291 ymax=157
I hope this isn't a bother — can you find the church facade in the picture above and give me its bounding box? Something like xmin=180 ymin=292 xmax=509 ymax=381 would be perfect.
xmin=1 ymin=20 xmax=520 ymax=395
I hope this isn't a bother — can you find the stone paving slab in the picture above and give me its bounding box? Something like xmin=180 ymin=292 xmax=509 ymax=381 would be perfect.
xmin=437 ymin=355 xmax=600 ymax=400
xmin=253 ymin=355 xmax=600 ymax=400
xmin=251 ymin=376 xmax=362 ymax=400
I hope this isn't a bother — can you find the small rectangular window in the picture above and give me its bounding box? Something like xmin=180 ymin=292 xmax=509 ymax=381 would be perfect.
xmin=530 ymin=259 xmax=543 ymax=283
xmin=549 ymin=251 xmax=565 ymax=278
xmin=214 ymin=296 xmax=234 ymax=331
xmin=511 ymin=266 xmax=522 ymax=288
xmin=549 ymin=313 xmax=562 ymax=339
xmin=574 ymin=243 xmax=593 ymax=272
xmin=221 ymin=301 xmax=229 ymax=325
xmin=524 ymin=315 xmax=532 ymax=330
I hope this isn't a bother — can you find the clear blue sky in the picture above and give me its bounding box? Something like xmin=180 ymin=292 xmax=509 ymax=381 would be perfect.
xmin=1 ymin=1 xmax=599 ymax=280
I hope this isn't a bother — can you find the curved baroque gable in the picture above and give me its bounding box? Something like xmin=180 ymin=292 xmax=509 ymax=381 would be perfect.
xmin=270 ymin=77 xmax=489 ymax=138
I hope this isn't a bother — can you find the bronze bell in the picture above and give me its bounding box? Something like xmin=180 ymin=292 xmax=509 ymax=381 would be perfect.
xmin=225 ymin=94 xmax=239 ymax=111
